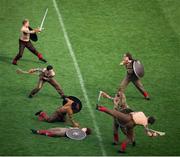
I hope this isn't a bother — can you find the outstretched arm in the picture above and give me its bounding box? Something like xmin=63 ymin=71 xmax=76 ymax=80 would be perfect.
xmin=23 ymin=28 xmax=41 ymax=34
xmin=145 ymin=127 xmax=165 ymax=137
xmin=144 ymin=126 xmax=158 ymax=137
xmin=28 ymin=68 xmax=43 ymax=74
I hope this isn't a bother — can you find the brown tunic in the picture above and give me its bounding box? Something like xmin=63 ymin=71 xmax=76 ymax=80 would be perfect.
xmin=47 ymin=127 xmax=70 ymax=136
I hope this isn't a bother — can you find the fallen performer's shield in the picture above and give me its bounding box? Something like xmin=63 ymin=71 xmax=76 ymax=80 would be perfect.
xmin=66 ymin=128 xmax=86 ymax=140
xmin=29 ymin=27 xmax=38 ymax=42
xmin=63 ymin=96 xmax=82 ymax=114
xmin=133 ymin=60 xmax=144 ymax=78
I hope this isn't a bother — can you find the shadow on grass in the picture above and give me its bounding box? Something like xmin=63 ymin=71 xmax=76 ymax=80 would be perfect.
xmin=26 ymin=92 xmax=61 ymax=100
xmin=0 ymin=54 xmax=41 ymax=65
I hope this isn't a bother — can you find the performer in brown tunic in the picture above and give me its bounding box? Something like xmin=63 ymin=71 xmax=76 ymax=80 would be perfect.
xmin=12 ymin=19 xmax=47 ymax=65
xmin=99 ymin=91 xmax=129 ymax=144
xmin=96 ymin=104 xmax=159 ymax=153
xmin=35 ymin=97 xmax=82 ymax=127
xmin=119 ymin=52 xmax=150 ymax=100
xmin=28 ymin=65 xmax=64 ymax=98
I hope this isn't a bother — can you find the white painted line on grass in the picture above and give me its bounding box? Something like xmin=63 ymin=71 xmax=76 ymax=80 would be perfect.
xmin=52 ymin=0 xmax=106 ymax=156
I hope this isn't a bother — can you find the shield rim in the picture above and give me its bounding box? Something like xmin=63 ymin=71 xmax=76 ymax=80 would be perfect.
xmin=63 ymin=96 xmax=82 ymax=114
xmin=133 ymin=60 xmax=144 ymax=78
xmin=66 ymin=128 xmax=86 ymax=140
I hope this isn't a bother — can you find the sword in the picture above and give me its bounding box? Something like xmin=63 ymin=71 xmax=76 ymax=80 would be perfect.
xmin=39 ymin=8 xmax=48 ymax=31
xmin=147 ymin=128 xmax=165 ymax=136
xmin=97 ymin=91 xmax=103 ymax=103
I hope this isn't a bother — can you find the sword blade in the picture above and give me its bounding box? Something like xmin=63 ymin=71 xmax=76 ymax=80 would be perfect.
xmin=39 ymin=8 xmax=48 ymax=30
xmin=97 ymin=91 xmax=102 ymax=102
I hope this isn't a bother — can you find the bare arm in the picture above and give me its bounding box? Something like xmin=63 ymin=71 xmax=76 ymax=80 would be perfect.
xmin=23 ymin=28 xmax=41 ymax=34
xmin=144 ymin=126 xmax=158 ymax=137
xmin=28 ymin=68 xmax=43 ymax=74
xmin=101 ymin=91 xmax=114 ymax=100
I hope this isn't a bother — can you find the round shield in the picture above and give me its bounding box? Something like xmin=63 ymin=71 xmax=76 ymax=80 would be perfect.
xmin=133 ymin=60 xmax=144 ymax=78
xmin=66 ymin=128 xmax=86 ymax=140
xmin=63 ymin=96 xmax=82 ymax=114
xmin=29 ymin=27 xmax=38 ymax=42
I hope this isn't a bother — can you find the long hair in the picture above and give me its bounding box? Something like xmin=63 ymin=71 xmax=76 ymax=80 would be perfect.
xmin=125 ymin=52 xmax=133 ymax=60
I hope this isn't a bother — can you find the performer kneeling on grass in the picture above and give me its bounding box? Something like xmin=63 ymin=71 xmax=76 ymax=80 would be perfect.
xmin=31 ymin=127 xmax=91 ymax=138
xmin=12 ymin=19 xmax=47 ymax=65
xmin=28 ymin=65 xmax=64 ymax=98
xmin=35 ymin=96 xmax=82 ymax=127
xmin=119 ymin=52 xmax=150 ymax=100
xmin=96 ymin=104 xmax=163 ymax=153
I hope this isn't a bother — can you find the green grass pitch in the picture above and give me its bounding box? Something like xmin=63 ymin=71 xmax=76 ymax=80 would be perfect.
xmin=0 ymin=0 xmax=180 ymax=156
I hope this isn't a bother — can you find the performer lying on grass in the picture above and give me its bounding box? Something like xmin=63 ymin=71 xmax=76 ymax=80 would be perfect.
xmin=96 ymin=104 xmax=163 ymax=153
xmin=31 ymin=127 xmax=91 ymax=138
xmin=35 ymin=97 xmax=82 ymax=127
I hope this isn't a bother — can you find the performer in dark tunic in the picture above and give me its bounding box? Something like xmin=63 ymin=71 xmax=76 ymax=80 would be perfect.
xmin=119 ymin=52 xmax=150 ymax=100
xmin=28 ymin=65 xmax=64 ymax=98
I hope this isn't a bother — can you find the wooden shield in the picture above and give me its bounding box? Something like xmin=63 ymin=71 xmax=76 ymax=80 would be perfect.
xmin=29 ymin=27 xmax=38 ymax=42
xmin=133 ymin=60 xmax=144 ymax=78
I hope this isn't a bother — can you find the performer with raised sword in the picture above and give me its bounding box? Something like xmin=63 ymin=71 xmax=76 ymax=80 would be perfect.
xmin=12 ymin=9 xmax=48 ymax=65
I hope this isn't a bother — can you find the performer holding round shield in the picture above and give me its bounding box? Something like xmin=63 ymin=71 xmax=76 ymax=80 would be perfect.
xmin=12 ymin=19 xmax=47 ymax=65
xmin=119 ymin=52 xmax=150 ymax=100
